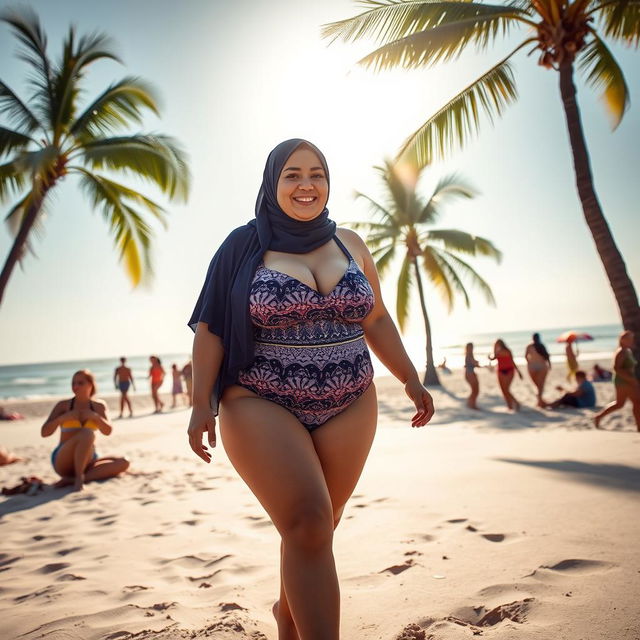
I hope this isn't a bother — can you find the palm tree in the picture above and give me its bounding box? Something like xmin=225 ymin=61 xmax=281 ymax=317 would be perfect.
xmin=0 ymin=8 xmax=190 ymax=307
xmin=323 ymin=0 xmax=640 ymax=374
xmin=353 ymin=160 xmax=501 ymax=385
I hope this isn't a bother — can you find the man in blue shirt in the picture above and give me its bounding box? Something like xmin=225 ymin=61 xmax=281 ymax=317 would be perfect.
xmin=546 ymin=371 xmax=596 ymax=409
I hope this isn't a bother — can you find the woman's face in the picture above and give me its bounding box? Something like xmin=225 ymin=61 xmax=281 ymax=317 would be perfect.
xmin=276 ymin=147 xmax=328 ymax=221
xmin=71 ymin=374 xmax=91 ymax=397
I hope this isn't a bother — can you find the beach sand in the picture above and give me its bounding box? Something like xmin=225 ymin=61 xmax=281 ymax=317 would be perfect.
xmin=1 ymin=360 xmax=639 ymax=639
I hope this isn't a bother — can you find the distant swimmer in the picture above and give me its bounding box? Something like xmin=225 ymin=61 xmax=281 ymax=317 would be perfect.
xmin=114 ymin=357 xmax=136 ymax=418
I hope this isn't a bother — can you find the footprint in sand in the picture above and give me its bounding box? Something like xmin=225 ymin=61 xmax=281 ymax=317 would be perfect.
xmin=57 ymin=546 xmax=83 ymax=556
xmin=57 ymin=573 xmax=86 ymax=581
xmin=380 ymin=558 xmax=417 ymax=575
xmin=530 ymin=558 xmax=616 ymax=577
xmin=38 ymin=562 xmax=71 ymax=574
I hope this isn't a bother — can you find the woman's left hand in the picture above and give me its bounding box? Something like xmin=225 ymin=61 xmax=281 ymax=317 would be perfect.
xmin=404 ymin=378 xmax=435 ymax=427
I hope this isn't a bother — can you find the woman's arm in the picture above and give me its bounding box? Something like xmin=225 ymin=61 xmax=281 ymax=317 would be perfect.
xmin=90 ymin=401 xmax=113 ymax=435
xmin=347 ymin=230 xmax=433 ymax=426
xmin=188 ymin=323 xmax=224 ymax=461
xmin=41 ymin=401 xmax=69 ymax=437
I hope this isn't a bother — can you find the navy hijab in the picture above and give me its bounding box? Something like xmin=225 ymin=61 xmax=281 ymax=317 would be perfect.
xmin=188 ymin=139 xmax=336 ymax=413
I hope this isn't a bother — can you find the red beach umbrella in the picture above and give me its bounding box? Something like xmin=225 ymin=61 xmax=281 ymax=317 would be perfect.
xmin=556 ymin=330 xmax=594 ymax=343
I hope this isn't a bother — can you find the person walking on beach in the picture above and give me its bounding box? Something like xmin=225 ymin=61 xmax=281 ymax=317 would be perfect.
xmin=525 ymin=333 xmax=551 ymax=407
xmin=170 ymin=363 xmax=185 ymax=408
xmin=187 ymin=139 xmax=434 ymax=639
xmin=41 ymin=370 xmax=129 ymax=491
xmin=148 ymin=356 xmax=165 ymax=413
xmin=114 ymin=357 xmax=135 ymax=418
xmin=182 ymin=360 xmax=193 ymax=407
xmin=565 ymin=338 xmax=579 ymax=381
xmin=594 ymin=330 xmax=640 ymax=430
xmin=490 ymin=339 xmax=523 ymax=411
xmin=464 ymin=342 xmax=481 ymax=409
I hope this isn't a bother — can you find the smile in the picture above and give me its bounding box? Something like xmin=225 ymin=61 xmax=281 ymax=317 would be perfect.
xmin=293 ymin=196 xmax=317 ymax=204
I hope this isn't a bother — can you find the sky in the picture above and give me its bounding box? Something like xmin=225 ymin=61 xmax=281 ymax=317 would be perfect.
xmin=0 ymin=0 xmax=638 ymax=366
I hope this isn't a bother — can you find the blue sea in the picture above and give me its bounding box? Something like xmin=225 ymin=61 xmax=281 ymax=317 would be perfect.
xmin=0 ymin=323 xmax=623 ymax=401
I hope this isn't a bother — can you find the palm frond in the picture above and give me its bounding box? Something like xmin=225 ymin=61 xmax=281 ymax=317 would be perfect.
xmin=431 ymin=247 xmax=471 ymax=307
xmin=397 ymin=43 xmax=526 ymax=166
xmin=52 ymin=25 xmax=120 ymax=136
xmin=0 ymin=160 xmax=27 ymax=202
xmin=441 ymin=249 xmax=497 ymax=305
xmin=0 ymin=81 xmax=42 ymax=134
xmin=4 ymin=190 xmax=32 ymax=236
xmin=593 ymin=0 xmax=640 ymax=47
xmin=0 ymin=127 xmax=35 ymax=159
xmin=323 ymin=0 xmax=531 ymax=50
xmin=79 ymin=134 xmax=190 ymax=201
xmin=1 ymin=7 xmax=53 ymax=126
xmin=371 ymin=242 xmax=398 ymax=279
xmin=396 ymin=253 xmax=413 ymax=332
xmin=354 ymin=190 xmax=397 ymax=225
xmin=356 ymin=8 xmax=527 ymax=72
xmin=78 ymin=169 xmax=155 ymax=286
xmin=577 ymin=34 xmax=630 ymax=128
xmin=415 ymin=172 xmax=477 ymax=223
xmin=424 ymin=229 xmax=502 ymax=261
xmin=421 ymin=246 xmax=455 ymax=310
xmin=70 ymin=77 xmax=160 ymax=140
xmin=11 ymin=146 xmax=58 ymax=184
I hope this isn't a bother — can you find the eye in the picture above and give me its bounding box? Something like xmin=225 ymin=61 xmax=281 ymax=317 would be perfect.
xmin=311 ymin=173 xmax=325 ymax=179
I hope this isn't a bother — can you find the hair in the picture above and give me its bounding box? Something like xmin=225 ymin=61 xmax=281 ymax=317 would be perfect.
xmin=495 ymin=339 xmax=509 ymax=353
xmin=73 ymin=369 xmax=97 ymax=396
xmin=120 ymin=356 xmax=126 ymax=364
xmin=532 ymin=332 xmax=550 ymax=361
xmin=172 ymin=363 xmax=177 ymax=370
xmin=150 ymin=355 xmax=162 ymax=365
xmin=575 ymin=370 xmax=586 ymax=380
xmin=465 ymin=342 xmax=473 ymax=354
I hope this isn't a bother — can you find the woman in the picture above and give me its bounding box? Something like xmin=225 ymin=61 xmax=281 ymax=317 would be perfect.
xmin=490 ymin=339 xmax=523 ymax=411
xmin=464 ymin=342 xmax=481 ymax=409
xmin=187 ymin=139 xmax=434 ymax=639
xmin=148 ymin=356 xmax=165 ymax=413
xmin=525 ymin=332 xmax=551 ymax=407
xmin=171 ymin=363 xmax=185 ymax=408
xmin=594 ymin=330 xmax=640 ymax=430
xmin=565 ymin=338 xmax=579 ymax=381
xmin=41 ymin=370 xmax=129 ymax=491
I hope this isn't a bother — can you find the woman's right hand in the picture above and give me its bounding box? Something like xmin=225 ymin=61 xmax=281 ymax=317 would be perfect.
xmin=187 ymin=406 xmax=217 ymax=464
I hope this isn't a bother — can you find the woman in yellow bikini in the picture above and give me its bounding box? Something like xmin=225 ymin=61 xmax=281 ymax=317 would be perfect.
xmin=594 ymin=331 xmax=640 ymax=431
xmin=41 ymin=370 xmax=130 ymax=490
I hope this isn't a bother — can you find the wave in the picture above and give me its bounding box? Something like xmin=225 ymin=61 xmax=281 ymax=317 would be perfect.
xmin=12 ymin=377 xmax=48 ymax=385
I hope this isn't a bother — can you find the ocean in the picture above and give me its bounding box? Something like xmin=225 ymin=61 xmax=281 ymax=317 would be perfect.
xmin=0 ymin=323 xmax=623 ymax=401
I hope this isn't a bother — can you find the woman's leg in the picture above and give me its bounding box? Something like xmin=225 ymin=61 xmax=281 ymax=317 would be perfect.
xmin=219 ymin=395 xmax=339 ymax=640
xmin=465 ymin=372 xmax=479 ymax=409
xmin=53 ymin=428 xmax=96 ymax=491
xmin=497 ymin=372 xmax=513 ymax=409
xmin=594 ymin=387 xmax=627 ymax=428
xmin=84 ymin=456 xmax=130 ymax=481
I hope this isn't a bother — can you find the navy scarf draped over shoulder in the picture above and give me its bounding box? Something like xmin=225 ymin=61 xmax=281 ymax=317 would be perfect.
xmin=188 ymin=138 xmax=336 ymax=413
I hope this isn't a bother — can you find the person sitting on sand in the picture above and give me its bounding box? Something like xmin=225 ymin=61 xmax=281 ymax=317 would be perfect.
xmin=594 ymin=330 xmax=640 ymax=431
xmin=525 ymin=332 xmax=551 ymax=408
xmin=592 ymin=363 xmax=612 ymax=382
xmin=464 ymin=343 xmax=481 ymax=410
xmin=41 ymin=370 xmax=129 ymax=491
xmin=0 ymin=446 xmax=23 ymax=465
xmin=114 ymin=357 xmax=135 ymax=418
xmin=490 ymin=339 xmax=523 ymax=411
xmin=0 ymin=406 xmax=24 ymax=420
xmin=545 ymin=370 xmax=596 ymax=409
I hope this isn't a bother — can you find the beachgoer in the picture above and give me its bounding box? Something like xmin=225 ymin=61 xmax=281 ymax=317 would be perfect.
xmin=40 ymin=370 xmax=129 ymax=491
xmin=182 ymin=360 xmax=193 ymax=407
xmin=594 ymin=330 xmax=640 ymax=430
xmin=114 ymin=357 xmax=135 ymax=418
xmin=437 ymin=357 xmax=451 ymax=374
xmin=464 ymin=343 xmax=481 ymax=409
xmin=490 ymin=339 xmax=523 ymax=410
xmin=171 ymin=363 xmax=185 ymax=408
xmin=148 ymin=356 xmax=165 ymax=413
xmin=0 ymin=446 xmax=22 ymax=465
xmin=0 ymin=407 xmax=23 ymax=420
xmin=565 ymin=339 xmax=579 ymax=381
xmin=545 ymin=370 xmax=596 ymax=409
xmin=186 ymin=139 xmax=434 ymax=638
xmin=525 ymin=332 xmax=551 ymax=407
xmin=592 ymin=363 xmax=612 ymax=382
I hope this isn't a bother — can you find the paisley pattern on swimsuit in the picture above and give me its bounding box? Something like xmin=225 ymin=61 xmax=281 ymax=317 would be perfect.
xmin=237 ymin=245 xmax=375 ymax=430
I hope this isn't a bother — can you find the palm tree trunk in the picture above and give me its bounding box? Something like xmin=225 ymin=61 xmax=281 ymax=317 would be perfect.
xmin=558 ymin=62 xmax=640 ymax=376
xmin=412 ymin=257 xmax=440 ymax=386
xmin=0 ymin=190 xmax=47 ymax=307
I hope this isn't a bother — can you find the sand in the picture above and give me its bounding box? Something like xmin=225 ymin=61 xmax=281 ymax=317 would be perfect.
xmin=1 ymin=360 xmax=639 ymax=639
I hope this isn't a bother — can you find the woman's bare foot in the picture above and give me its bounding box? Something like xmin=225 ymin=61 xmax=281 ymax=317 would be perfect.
xmin=594 ymin=415 xmax=603 ymax=429
xmin=272 ymin=600 xmax=299 ymax=640
xmin=53 ymin=476 xmax=75 ymax=489
xmin=73 ymin=473 xmax=85 ymax=492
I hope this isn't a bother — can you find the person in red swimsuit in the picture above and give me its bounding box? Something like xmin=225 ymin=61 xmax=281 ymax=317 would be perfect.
xmin=490 ymin=339 xmax=523 ymax=410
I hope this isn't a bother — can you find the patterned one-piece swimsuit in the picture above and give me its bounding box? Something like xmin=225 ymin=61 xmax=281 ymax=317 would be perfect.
xmin=237 ymin=237 xmax=375 ymax=430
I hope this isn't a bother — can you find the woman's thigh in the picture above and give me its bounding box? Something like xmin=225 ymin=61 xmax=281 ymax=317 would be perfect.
xmin=498 ymin=371 xmax=514 ymax=391
xmin=309 ymin=383 xmax=378 ymax=520
xmin=465 ymin=373 xmax=479 ymax=393
xmin=53 ymin=432 xmax=95 ymax=475
xmin=219 ymin=393 xmax=333 ymax=535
